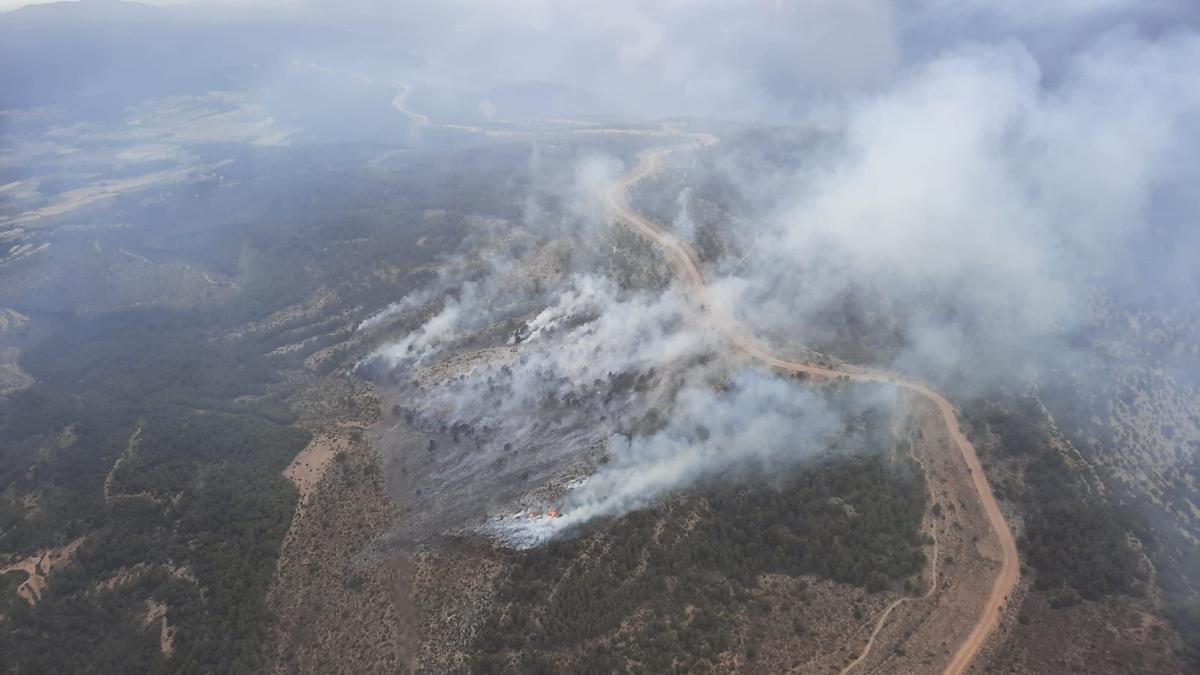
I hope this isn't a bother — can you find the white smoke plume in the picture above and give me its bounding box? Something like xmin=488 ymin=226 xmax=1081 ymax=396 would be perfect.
xmin=357 ymin=288 xmax=434 ymax=331
xmin=370 ymin=273 xmax=730 ymax=542
xmin=521 ymin=273 xmax=612 ymax=342
xmin=364 ymin=289 xmax=469 ymax=370
xmin=672 ymin=186 xmax=696 ymax=243
xmin=487 ymin=369 xmax=897 ymax=548
xmin=705 ymin=29 xmax=1200 ymax=387
xmin=395 ymin=274 xmax=713 ymax=435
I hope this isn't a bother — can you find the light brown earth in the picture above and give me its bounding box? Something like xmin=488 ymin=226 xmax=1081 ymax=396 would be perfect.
xmin=0 ymin=165 xmax=204 ymax=228
xmin=104 ymin=426 xmax=142 ymax=502
xmin=94 ymin=563 xmax=197 ymax=593
xmin=0 ymin=537 xmax=86 ymax=605
xmin=607 ymin=143 xmax=1020 ymax=675
xmin=143 ymin=599 xmax=175 ymax=656
xmin=268 ymin=379 xmax=410 ymax=674
xmin=749 ymin=574 xmax=899 ymax=673
xmin=283 ymin=431 xmax=347 ymax=506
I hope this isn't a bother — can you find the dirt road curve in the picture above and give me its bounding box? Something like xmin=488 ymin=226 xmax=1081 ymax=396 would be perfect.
xmin=607 ymin=145 xmax=1020 ymax=675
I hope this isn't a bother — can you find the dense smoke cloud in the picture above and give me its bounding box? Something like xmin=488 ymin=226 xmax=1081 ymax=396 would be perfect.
xmin=357 ymin=290 xmax=432 ymax=332
xmin=283 ymin=0 xmax=1199 ymax=122
xmin=712 ymin=28 xmax=1200 ymax=386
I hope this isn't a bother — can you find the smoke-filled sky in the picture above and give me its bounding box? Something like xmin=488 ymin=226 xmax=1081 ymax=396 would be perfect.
xmin=316 ymin=0 xmax=1192 ymax=121
xmin=7 ymin=1 xmax=1196 ymax=120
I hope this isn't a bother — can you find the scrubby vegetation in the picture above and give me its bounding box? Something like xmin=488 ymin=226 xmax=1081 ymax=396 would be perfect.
xmin=470 ymin=454 xmax=926 ymax=674
xmin=0 ymin=288 xmax=328 ymax=671
xmin=964 ymin=399 xmax=1148 ymax=601
xmin=0 ymin=147 xmax=480 ymax=671
xmin=0 ymin=321 xmax=309 ymax=673
xmin=1163 ymin=599 xmax=1200 ymax=665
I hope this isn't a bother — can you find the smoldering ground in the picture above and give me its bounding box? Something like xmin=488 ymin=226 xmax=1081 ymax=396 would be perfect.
xmin=361 ymin=275 xmax=720 ymax=545
xmin=361 ymin=265 xmax=905 ymax=548
xmin=487 ymin=369 xmax=903 ymax=548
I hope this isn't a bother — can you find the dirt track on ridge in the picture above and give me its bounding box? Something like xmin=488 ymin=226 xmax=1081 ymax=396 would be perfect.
xmin=606 ymin=144 xmax=1020 ymax=675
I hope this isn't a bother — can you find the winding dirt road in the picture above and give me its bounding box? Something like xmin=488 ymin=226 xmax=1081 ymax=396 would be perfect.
xmin=385 ymin=80 xmax=1018 ymax=672
xmin=606 ymin=145 xmax=1019 ymax=675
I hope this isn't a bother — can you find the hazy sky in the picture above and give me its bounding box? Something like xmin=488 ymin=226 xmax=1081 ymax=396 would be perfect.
xmin=6 ymin=1 xmax=1193 ymax=120
xmin=1 ymin=0 xmax=61 ymax=9
xmin=0 ymin=0 xmax=290 ymax=11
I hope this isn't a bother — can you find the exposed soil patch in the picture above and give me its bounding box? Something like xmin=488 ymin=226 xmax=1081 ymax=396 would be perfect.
xmin=269 ymin=418 xmax=405 ymax=673
xmin=0 ymin=537 xmax=85 ymax=605
xmin=283 ymin=431 xmax=347 ymax=506
xmin=104 ymin=426 xmax=142 ymax=502
xmin=143 ymin=599 xmax=175 ymax=656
